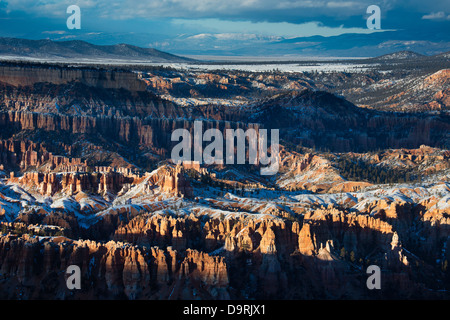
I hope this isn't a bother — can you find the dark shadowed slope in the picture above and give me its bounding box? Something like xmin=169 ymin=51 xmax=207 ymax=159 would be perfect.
xmin=0 ymin=37 xmax=193 ymax=63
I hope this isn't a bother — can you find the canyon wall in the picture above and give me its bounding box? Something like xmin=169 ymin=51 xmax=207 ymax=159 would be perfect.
xmin=0 ymin=111 xmax=259 ymax=157
xmin=0 ymin=234 xmax=228 ymax=299
xmin=0 ymin=65 xmax=147 ymax=91
xmin=1 ymin=189 xmax=449 ymax=299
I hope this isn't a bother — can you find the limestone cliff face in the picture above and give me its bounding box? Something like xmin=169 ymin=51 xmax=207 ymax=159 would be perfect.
xmin=155 ymin=165 xmax=193 ymax=198
xmin=0 ymin=234 xmax=229 ymax=299
xmin=14 ymin=171 xmax=133 ymax=197
xmin=298 ymin=222 xmax=316 ymax=255
xmin=1 ymin=201 xmax=449 ymax=299
xmin=253 ymin=90 xmax=450 ymax=152
xmin=12 ymin=163 xmax=193 ymax=203
xmin=0 ymin=65 xmax=147 ymax=91
xmin=4 ymin=74 xmax=449 ymax=156
xmin=1 ymin=63 xmax=450 ymax=300
xmin=180 ymin=249 xmax=228 ymax=287
xmin=0 ymin=111 xmax=256 ymax=158
xmin=110 ymin=211 xmax=420 ymax=298
xmin=0 ymin=139 xmax=85 ymax=171
xmin=114 ymin=213 xmax=205 ymax=249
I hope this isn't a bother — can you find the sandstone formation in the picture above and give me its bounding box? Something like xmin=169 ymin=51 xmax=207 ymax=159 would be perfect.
xmin=13 ymin=171 xmax=134 ymax=197
xmin=0 ymin=60 xmax=449 ymax=301
xmin=0 ymin=64 xmax=148 ymax=91
xmin=0 ymin=234 xmax=228 ymax=299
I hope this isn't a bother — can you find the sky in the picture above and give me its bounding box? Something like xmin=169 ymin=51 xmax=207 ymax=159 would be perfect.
xmin=0 ymin=0 xmax=449 ymax=56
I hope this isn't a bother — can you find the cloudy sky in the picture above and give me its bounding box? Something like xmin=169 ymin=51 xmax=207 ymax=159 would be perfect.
xmin=0 ymin=0 xmax=449 ymax=56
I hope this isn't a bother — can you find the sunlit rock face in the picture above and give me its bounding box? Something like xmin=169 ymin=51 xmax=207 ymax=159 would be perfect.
xmin=0 ymin=59 xmax=449 ymax=300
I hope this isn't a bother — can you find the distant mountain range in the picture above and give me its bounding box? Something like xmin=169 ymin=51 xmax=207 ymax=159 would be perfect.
xmin=0 ymin=37 xmax=192 ymax=63
xmin=263 ymin=31 xmax=449 ymax=57
xmin=0 ymin=36 xmax=448 ymax=63
xmin=369 ymin=50 xmax=426 ymax=61
xmin=153 ymin=29 xmax=450 ymax=58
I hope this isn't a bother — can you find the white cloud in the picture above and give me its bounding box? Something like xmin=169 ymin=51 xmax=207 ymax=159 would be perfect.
xmin=422 ymin=11 xmax=450 ymax=20
xmin=173 ymin=19 xmax=386 ymax=38
xmin=186 ymin=33 xmax=282 ymax=41
xmin=42 ymin=30 xmax=67 ymax=35
xmin=326 ymin=1 xmax=360 ymax=8
xmin=275 ymin=1 xmax=326 ymax=9
xmin=4 ymin=0 xmax=450 ymax=27
xmin=3 ymin=0 xmax=99 ymax=18
xmin=1 ymin=0 xmax=390 ymax=20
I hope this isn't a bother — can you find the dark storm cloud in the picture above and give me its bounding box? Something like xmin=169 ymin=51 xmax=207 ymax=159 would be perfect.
xmin=0 ymin=0 xmax=449 ymax=54
xmin=2 ymin=0 xmax=449 ymax=22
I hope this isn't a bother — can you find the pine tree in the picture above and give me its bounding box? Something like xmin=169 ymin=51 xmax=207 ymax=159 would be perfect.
xmin=340 ymin=247 xmax=347 ymax=258
xmin=350 ymin=251 xmax=356 ymax=262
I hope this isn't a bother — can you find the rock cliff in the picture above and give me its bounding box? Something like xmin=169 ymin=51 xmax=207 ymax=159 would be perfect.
xmin=0 ymin=234 xmax=228 ymax=299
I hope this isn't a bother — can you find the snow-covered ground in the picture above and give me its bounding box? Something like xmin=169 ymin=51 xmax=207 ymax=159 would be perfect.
xmin=160 ymin=95 xmax=248 ymax=107
xmin=1 ymin=165 xmax=449 ymax=229
xmin=0 ymin=55 xmax=373 ymax=73
xmin=149 ymin=62 xmax=373 ymax=73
